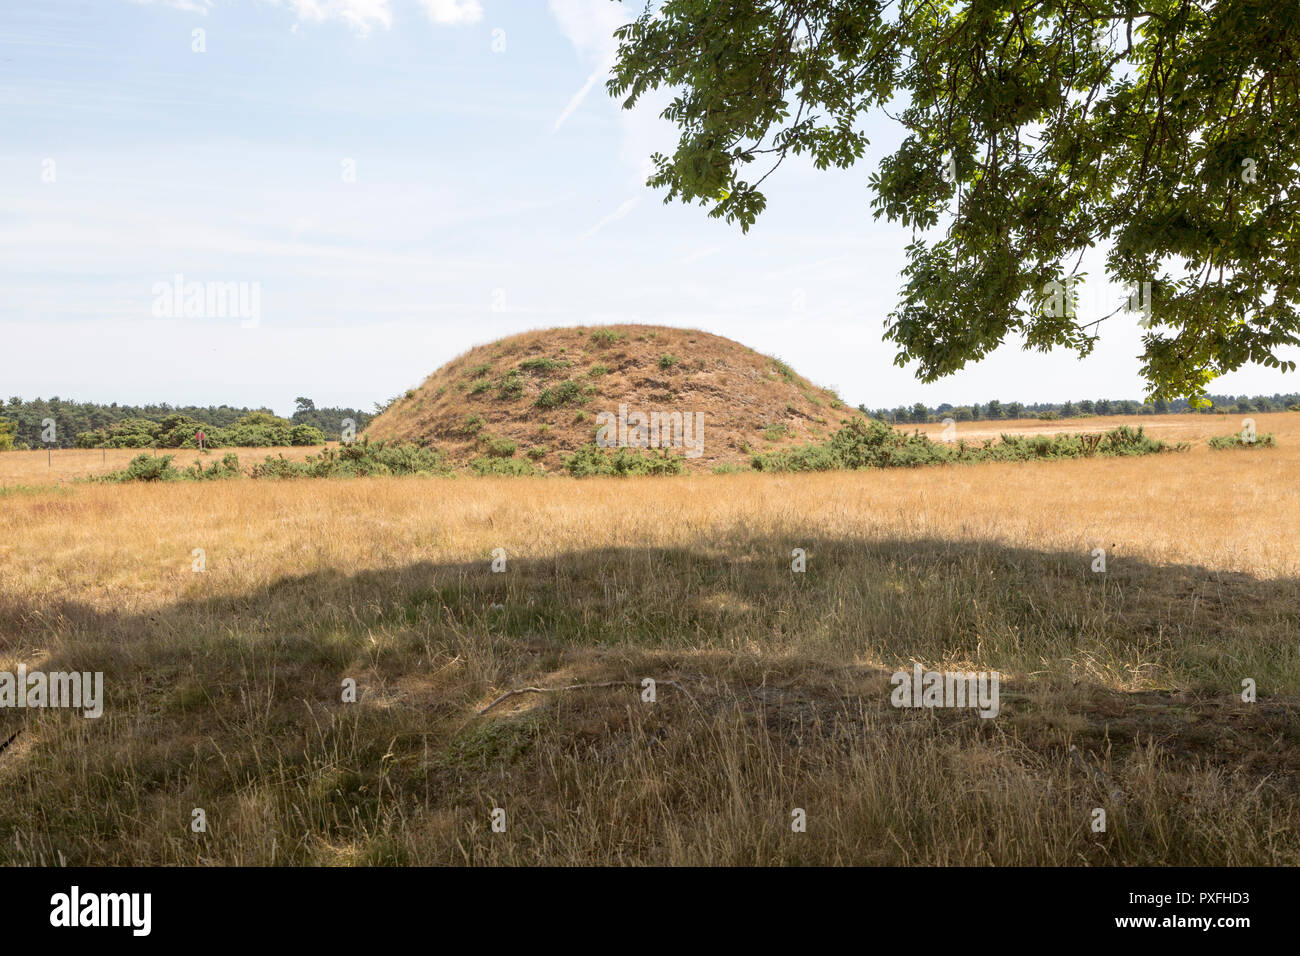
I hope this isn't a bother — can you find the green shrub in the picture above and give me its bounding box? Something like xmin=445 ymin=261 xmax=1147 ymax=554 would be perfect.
xmin=76 ymin=417 xmax=164 ymax=448
xmin=468 ymin=456 xmax=535 ymax=476
xmin=1208 ymin=432 xmax=1277 ymax=449
xmin=770 ymin=358 xmax=797 ymax=382
xmin=251 ymin=439 xmax=451 ymax=479
xmin=561 ymin=444 xmax=686 ymax=477
xmin=469 ymin=378 xmax=492 ymax=395
xmin=484 ymin=436 xmax=518 ymax=458
xmin=752 ymin=419 xmax=1184 ymax=472
xmin=534 ymin=380 xmax=590 ymax=410
xmin=588 ymin=364 xmax=611 ymax=377
xmin=497 ymin=370 xmax=525 ymax=400
xmin=519 ymin=357 xmax=564 ymax=374
xmin=658 ymin=354 xmax=679 ymax=369
xmin=290 ymin=424 xmax=326 ymax=446
xmin=99 ymin=453 xmax=184 ymax=482
xmin=590 ymin=329 xmax=623 ymax=347
xmin=92 ymin=439 xmax=452 ymax=482
xmin=182 ymin=453 xmax=243 ymax=480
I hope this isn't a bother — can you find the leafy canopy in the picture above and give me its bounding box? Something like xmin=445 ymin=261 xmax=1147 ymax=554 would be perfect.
xmin=608 ymin=0 xmax=1300 ymax=399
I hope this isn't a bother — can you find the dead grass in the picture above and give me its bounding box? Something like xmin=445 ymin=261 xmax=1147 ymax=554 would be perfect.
xmin=0 ymin=413 xmax=1296 ymax=864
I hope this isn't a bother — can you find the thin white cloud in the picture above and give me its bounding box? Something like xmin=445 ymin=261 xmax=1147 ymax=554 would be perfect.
xmin=548 ymin=0 xmax=630 ymax=130
xmin=680 ymin=245 xmax=722 ymax=265
xmin=553 ymin=58 xmax=612 ymax=132
xmin=578 ymin=196 xmax=640 ymax=240
xmin=417 ymin=0 xmax=483 ymax=25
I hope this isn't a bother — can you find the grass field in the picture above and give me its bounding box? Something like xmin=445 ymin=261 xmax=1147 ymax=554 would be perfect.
xmin=0 ymin=413 xmax=1297 ymax=864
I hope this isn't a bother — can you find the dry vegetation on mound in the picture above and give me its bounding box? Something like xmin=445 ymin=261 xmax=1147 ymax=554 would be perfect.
xmin=0 ymin=413 xmax=1296 ymax=864
xmin=362 ymin=325 xmax=852 ymax=471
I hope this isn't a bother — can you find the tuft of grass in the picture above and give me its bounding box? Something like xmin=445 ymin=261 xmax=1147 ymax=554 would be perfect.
xmin=770 ymin=358 xmax=797 ymax=382
xmin=534 ymin=380 xmax=591 ymax=410
xmin=456 ymin=414 xmax=486 ymax=437
xmin=496 ymin=370 xmax=525 ymax=401
xmin=519 ymin=357 xmax=565 ymax=374
xmin=0 ymin=483 xmax=72 ymax=497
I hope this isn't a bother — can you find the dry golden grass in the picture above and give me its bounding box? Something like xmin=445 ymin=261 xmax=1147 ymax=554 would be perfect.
xmin=0 ymin=412 xmax=1296 ymax=865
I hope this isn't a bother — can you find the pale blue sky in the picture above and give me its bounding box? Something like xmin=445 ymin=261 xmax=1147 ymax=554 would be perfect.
xmin=2 ymin=0 xmax=1295 ymax=415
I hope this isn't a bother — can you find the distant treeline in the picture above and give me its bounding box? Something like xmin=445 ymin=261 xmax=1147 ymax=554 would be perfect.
xmin=0 ymin=396 xmax=373 ymax=449
xmin=859 ymin=393 xmax=1300 ymax=424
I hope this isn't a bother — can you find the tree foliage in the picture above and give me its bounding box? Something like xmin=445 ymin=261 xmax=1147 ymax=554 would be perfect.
xmin=0 ymin=396 xmax=370 ymax=449
xmin=609 ymin=0 xmax=1300 ymax=399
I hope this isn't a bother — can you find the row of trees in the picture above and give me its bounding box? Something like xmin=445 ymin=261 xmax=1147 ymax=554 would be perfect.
xmin=289 ymin=397 xmax=374 ymax=439
xmin=0 ymin=396 xmax=373 ymax=449
xmin=861 ymin=394 xmax=1300 ymax=425
xmin=74 ymin=412 xmax=325 ymax=449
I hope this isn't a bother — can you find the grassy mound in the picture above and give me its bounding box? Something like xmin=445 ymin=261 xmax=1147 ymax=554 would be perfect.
xmin=362 ymin=324 xmax=851 ymax=472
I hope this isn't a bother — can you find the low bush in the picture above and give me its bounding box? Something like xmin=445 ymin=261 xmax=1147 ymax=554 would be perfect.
xmin=519 ymin=357 xmax=564 ymax=374
xmin=590 ymin=329 xmax=624 ymax=347
xmin=468 ymin=456 xmax=535 ymax=476
xmin=496 ymin=370 xmax=525 ymax=401
xmin=1207 ymin=432 xmax=1277 ymax=449
xmin=534 ymin=380 xmax=591 ymax=410
xmin=752 ymin=418 xmax=1185 ymax=472
xmin=483 ymin=436 xmax=518 ymax=458
xmin=96 ymin=439 xmax=452 ymax=482
xmin=561 ymin=444 xmax=686 ymax=477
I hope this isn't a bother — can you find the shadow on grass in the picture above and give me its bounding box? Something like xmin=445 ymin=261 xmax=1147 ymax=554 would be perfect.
xmin=0 ymin=532 xmax=1297 ymax=864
